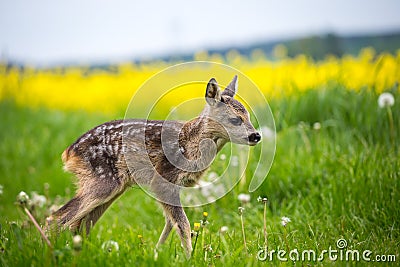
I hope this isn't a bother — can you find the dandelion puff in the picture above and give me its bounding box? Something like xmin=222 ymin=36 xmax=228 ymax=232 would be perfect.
xmin=16 ymin=191 xmax=52 ymax=248
xmin=238 ymin=193 xmax=251 ymax=204
xmin=231 ymin=155 xmax=239 ymax=167
xmin=260 ymin=126 xmax=275 ymax=139
xmin=31 ymin=192 xmax=47 ymax=208
xmin=17 ymin=191 xmax=29 ymax=205
xmin=207 ymin=172 xmax=218 ymax=181
xmin=72 ymin=235 xmax=83 ymax=251
xmin=313 ymin=122 xmax=321 ymax=130
xmin=220 ymin=226 xmax=229 ymax=234
xmin=219 ymin=154 xmax=226 ymax=160
xmin=378 ymin=92 xmax=395 ymax=108
xmin=281 ymin=216 xmax=291 ymax=227
xmin=0 ymin=185 xmax=3 ymax=196
xmin=49 ymin=204 xmax=60 ymax=214
xmin=214 ymin=184 xmax=225 ymax=196
xmin=197 ymin=180 xmax=212 ymax=198
xmin=101 ymin=240 xmax=119 ymax=253
xmin=378 ymin=92 xmax=395 ymax=144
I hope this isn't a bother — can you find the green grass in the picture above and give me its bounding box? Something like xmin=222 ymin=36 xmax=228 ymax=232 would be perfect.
xmin=0 ymin=86 xmax=399 ymax=266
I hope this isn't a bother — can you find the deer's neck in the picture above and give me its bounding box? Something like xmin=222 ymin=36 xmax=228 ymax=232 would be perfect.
xmin=180 ymin=116 xmax=227 ymax=155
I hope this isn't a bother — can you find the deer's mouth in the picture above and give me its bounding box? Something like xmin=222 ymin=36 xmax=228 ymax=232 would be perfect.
xmin=248 ymin=140 xmax=260 ymax=146
xmin=244 ymin=138 xmax=260 ymax=146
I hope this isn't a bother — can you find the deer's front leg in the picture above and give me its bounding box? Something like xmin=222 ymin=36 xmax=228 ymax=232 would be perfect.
xmin=150 ymin=175 xmax=192 ymax=258
xmin=156 ymin=216 xmax=173 ymax=248
xmin=161 ymin=202 xmax=192 ymax=258
xmin=154 ymin=216 xmax=173 ymax=260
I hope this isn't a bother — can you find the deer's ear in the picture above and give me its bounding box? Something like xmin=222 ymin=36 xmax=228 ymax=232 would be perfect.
xmin=205 ymin=78 xmax=221 ymax=106
xmin=222 ymin=75 xmax=238 ymax=97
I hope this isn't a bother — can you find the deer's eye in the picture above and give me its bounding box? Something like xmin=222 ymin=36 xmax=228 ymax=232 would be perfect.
xmin=229 ymin=117 xmax=243 ymax=126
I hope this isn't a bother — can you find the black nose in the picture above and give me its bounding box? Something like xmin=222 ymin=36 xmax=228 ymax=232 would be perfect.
xmin=248 ymin=132 xmax=261 ymax=143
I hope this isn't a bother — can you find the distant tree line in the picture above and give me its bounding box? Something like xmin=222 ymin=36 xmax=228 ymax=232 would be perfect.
xmin=205 ymin=31 xmax=400 ymax=61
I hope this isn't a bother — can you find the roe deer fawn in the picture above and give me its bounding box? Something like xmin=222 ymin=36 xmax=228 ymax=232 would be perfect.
xmin=48 ymin=75 xmax=261 ymax=257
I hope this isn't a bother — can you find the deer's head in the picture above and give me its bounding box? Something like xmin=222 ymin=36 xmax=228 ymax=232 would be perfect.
xmin=203 ymin=75 xmax=261 ymax=146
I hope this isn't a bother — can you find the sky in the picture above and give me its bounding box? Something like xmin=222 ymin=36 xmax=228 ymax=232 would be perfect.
xmin=1 ymin=0 xmax=400 ymax=65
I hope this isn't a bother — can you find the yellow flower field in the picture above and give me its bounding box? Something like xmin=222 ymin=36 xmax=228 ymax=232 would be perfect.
xmin=1 ymin=48 xmax=399 ymax=115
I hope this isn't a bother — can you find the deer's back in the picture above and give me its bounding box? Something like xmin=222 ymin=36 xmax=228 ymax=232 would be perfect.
xmin=61 ymin=119 xmax=195 ymax=186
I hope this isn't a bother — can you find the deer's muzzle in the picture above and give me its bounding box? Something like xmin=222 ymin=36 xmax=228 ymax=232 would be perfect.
xmin=248 ymin=132 xmax=261 ymax=145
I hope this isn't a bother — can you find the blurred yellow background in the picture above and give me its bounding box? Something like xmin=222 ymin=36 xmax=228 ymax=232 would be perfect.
xmin=1 ymin=48 xmax=399 ymax=115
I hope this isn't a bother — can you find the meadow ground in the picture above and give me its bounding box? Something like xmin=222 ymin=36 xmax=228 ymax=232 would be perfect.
xmin=0 ymin=83 xmax=399 ymax=266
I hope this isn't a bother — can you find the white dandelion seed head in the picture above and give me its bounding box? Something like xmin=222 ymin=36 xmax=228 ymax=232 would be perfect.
xmin=207 ymin=172 xmax=218 ymax=181
xmin=49 ymin=204 xmax=60 ymax=214
xmin=73 ymin=235 xmax=83 ymax=250
xmin=196 ymin=180 xmax=212 ymax=197
xmin=196 ymin=177 xmax=226 ymax=201
xmin=378 ymin=92 xmax=395 ymax=108
xmin=238 ymin=193 xmax=251 ymax=204
xmin=281 ymin=216 xmax=291 ymax=226
xmin=0 ymin=185 xmax=3 ymax=196
xmin=214 ymin=184 xmax=225 ymax=196
xmin=313 ymin=122 xmax=321 ymax=130
xmin=220 ymin=226 xmax=229 ymax=234
xmin=231 ymin=155 xmax=239 ymax=167
xmin=73 ymin=235 xmax=82 ymax=244
xmin=101 ymin=240 xmax=119 ymax=253
xmin=260 ymin=126 xmax=275 ymax=140
xmin=219 ymin=154 xmax=227 ymax=160
xmin=31 ymin=192 xmax=47 ymax=208
xmin=17 ymin=191 xmax=29 ymax=204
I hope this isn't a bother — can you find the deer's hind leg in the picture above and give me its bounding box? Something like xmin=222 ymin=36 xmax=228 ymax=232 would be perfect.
xmin=51 ymin=173 xmax=125 ymax=234
xmin=80 ymin=190 xmax=124 ymax=234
